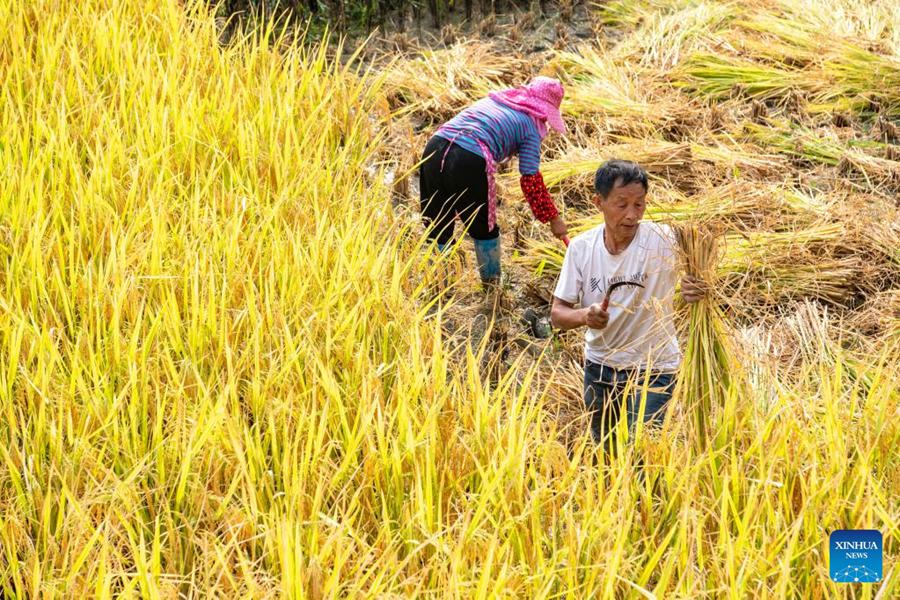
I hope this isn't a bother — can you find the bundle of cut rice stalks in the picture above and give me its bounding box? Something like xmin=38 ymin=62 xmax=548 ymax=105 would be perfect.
xmin=783 ymin=301 xmax=898 ymax=396
xmin=539 ymin=140 xmax=695 ymax=186
xmin=822 ymin=194 xmax=900 ymax=300
xmin=778 ymin=188 xmax=836 ymax=226
xmin=663 ymin=183 xmax=833 ymax=229
xmin=674 ymin=52 xmax=819 ymax=102
xmin=649 ymin=182 xmax=776 ymax=225
xmin=717 ymin=223 xmax=864 ymax=305
xmin=381 ymin=41 xmax=529 ymax=122
xmin=730 ymin=15 xmax=829 ymax=68
xmin=505 ymin=141 xmax=694 ymax=207
xmin=550 ymin=46 xmax=692 ymax=134
xmin=530 ymin=138 xmax=783 ymax=200
xmin=611 ymin=1 xmax=736 ymax=69
xmin=719 ymin=256 xmax=862 ymax=306
xmin=860 ymin=209 xmax=900 ymax=270
xmin=671 ymin=223 xmax=739 ymax=450
xmin=676 ymin=138 xmax=785 ymax=179
xmin=740 ymin=122 xmax=900 ymax=187
xmin=737 ymin=15 xmax=900 ymax=117
xmin=816 ymin=44 xmax=900 ymax=118
xmin=767 ymin=0 xmax=900 ymax=55
xmin=682 ymin=14 xmax=900 ymax=117
xmin=741 ymin=122 xmax=846 ymax=164
xmin=848 ymin=290 xmax=900 ymax=344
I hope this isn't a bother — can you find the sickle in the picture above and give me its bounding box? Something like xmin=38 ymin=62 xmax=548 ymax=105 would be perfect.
xmin=601 ymin=280 xmax=645 ymax=311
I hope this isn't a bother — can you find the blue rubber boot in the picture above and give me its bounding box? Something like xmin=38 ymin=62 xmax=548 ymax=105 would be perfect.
xmin=473 ymin=237 xmax=501 ymax=283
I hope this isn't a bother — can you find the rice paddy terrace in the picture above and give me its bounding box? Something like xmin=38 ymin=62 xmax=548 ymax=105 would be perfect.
xmin=1 ymin=0 xmax=897 ymax=596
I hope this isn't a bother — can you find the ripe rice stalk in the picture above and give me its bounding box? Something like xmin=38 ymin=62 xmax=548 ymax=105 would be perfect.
xmin=531 ymin=138 xmax=784 ymax=200
xmin=614 ymin=1 xmax=736 ymax=69
xmin=671 ymin=223 xmax=735 ymax=449
xmin=594 ymin=0 xmax=701 ymax=30
xmin=690 ymin=140 xmax=784 ymax=176
xmin=831 ymin=194 xmax=900 ymax=270
xmin=714 ymin=13 xmax=899 ymax=116
xmin=549 ymin=46 xmax=699 ymax=137
xmin=524 ymin=141 xmax=694 ymax=193
xmin=719 ymin=257 xmax=861 ymax=305
xmin=674 ymin=52 xmax=819 ymax=101
xmin=819 ymin=46 xmax=900 ymax=117
xmin=381 ymin=41 xmax=529 ymax=121
xmin=553 ymin=47 xmax=671 ymax=119
xmin=730 ymin=15 xmax=831 ymax=67
xmin=770 ymin=0 xmax=900 ymax=52
xmin=848 ymin=290 xmax=900 ymax=343
xmin=740 ymin=122 xmax=900 ymax=186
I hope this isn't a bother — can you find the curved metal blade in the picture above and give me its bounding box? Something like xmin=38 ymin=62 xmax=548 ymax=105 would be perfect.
xmin=606 ymin=280 xmax=645 ymax=297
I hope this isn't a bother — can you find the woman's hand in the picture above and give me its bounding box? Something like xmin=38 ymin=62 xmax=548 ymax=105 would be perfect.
xmin=549 ymin=216 xmax=568 ymax=240
xmin=681 ymin=275 xmax=708 ymax=304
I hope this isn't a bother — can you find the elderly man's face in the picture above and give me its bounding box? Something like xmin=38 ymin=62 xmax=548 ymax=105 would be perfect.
xmin=593 ymin=180 xmax=647 ymax=239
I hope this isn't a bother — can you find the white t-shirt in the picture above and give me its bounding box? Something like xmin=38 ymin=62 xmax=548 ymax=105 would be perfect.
xmin=553 ymin=222 xmax=682 ymax=371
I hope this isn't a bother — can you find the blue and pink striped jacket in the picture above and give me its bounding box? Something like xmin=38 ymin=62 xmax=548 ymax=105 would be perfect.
xmin=435 ymin=97 xmax=542 ymax=175
xmin=433 ymin=97 xmax=559 ymax=225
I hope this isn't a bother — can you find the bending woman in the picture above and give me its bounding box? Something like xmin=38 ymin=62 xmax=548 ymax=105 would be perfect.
xmin=419 ymin=76 xmax=569 ymax=288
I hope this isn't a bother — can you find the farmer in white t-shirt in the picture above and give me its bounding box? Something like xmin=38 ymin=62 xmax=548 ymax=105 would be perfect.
xmin=551 ymin=160 xmax=706 ymax=450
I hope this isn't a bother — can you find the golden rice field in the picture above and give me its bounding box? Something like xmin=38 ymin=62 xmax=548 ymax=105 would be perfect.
xmin=1 ymin=0 xmax=898 ymax=596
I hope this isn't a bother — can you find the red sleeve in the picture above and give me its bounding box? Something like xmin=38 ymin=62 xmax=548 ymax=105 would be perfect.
xmin=520 ymin=172 xmax=559 ymax=223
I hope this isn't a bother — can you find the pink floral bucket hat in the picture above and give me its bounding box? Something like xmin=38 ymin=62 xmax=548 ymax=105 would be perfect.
xmin=489 ymin=76 xmax=567 ymax=137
